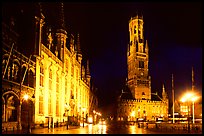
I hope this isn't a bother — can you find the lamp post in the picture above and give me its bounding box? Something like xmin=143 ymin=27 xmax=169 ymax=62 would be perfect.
xmin=82 ymin=107 xmax=86 ymax=128
xmin=93 ymin=110 xmax=96 ymax=125
xmin=180 ymin=92 xmax=199 ymax=133
xmin=65 ymin=103 xmax=69 ymax=130
xmin=23 ymin=94 xmax=31 ymax=134
xmin=191 ymin=96 xmax=199 ymax=124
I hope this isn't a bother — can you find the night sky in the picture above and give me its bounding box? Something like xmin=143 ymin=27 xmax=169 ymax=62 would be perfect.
xmin=2 ymin=2 xmax=202 ymax=108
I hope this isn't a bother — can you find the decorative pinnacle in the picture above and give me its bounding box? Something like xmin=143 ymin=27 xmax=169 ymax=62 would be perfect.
xmin=162 ymin=84 xmax=165 ymax=93
xmin=86 ymin=60 xmax=90 ymax=76
xmin=77 ymin=33 xmax=82 ymax=54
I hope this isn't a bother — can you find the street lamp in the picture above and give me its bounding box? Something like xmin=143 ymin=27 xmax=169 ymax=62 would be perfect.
xmin=180 ymin=92 xmax=199 ymax=133
xmin=191 ymin=96 xmax=199 ymax=124
xmin=93 ymin=110 xmax=96 ymax=125
xmin=23 ymin=94 xmax=31 ymax=134
xmin=82 ymin=107 xmax=86 ymax=128
xmin=64 ymin=103 xmax=69 ymax=130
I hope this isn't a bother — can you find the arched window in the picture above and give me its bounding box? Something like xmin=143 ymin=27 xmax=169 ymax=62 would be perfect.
xmin=13 ymin=63 xmax=19 ymax=81
xmin=40 ymin=64 xmax=44 ymax=87
xmin=28 ymin=69 xmax=34 ymax=88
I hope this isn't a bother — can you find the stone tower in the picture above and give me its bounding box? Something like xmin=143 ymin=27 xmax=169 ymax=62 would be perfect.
xmin=127 ymin=15 xmax=151 ymax=100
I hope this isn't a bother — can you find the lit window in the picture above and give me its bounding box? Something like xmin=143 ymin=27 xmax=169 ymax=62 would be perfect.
xmin=180 ymin=106 xmax=188 ymax=113
xmin=39 ymin=89 xmax=43 ymax=114
xmin=40 ymin=65 xmax=44 ymax=87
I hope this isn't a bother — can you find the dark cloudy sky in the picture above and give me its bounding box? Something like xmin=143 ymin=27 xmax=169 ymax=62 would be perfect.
xmin=2 ymin=2 xmax=202 ymax=108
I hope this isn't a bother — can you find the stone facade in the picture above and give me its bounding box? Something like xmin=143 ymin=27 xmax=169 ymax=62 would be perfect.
xmin=2 ymin=3 xmax=98 ymax=130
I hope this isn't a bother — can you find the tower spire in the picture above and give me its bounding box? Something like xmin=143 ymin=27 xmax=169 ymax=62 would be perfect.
xmin=76 ymin=33 xmax=82 ymax=63
xmin=57 ymin=2 xmax=66 ymax=30
xmin=172 ymin=74 xmax=175 ymax=123
xmin=162 ymin=84 xmax=165 ymax=93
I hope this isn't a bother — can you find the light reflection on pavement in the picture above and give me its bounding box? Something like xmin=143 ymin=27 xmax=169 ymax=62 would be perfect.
xmin=29 ymin=122 xmax=201 ymax=134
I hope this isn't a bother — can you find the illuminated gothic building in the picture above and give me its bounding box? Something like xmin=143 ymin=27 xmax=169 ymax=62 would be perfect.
xmin=117 ymin=15 xmax=169 ymax=122
xmin=2 ymin=3 xmax=98 ymax=130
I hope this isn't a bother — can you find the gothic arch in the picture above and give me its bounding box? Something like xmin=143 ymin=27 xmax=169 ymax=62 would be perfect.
xmin=28 ymin=69 xmax=35 ymax=88
xmin=2 ymin=97 xmax=5 ymax=104
xmin=13 ymin=58 xmax=20 ymax=66
xmin=28 ymin=67 xmax=35 ymax=74
xmin=2 ymin=91 xmax=20 ymax=122
xmin=2 ymin=53 xmax=9 ymax=59
xmin=2 ymin=91 xmax=20 ymax=100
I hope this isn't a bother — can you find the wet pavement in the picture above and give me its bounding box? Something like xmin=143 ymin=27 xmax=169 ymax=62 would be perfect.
xmin=2 ymin=122 xmax=202 ymax=134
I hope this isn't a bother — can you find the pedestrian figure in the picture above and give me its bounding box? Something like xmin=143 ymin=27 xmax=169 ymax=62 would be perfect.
xmin=56 ymin=120 xmax=59 ymax=127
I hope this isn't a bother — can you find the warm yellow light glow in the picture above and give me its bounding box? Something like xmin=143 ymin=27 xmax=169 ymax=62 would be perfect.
xmin=88 ymin=117 xmax=93 ymax=123
xmin=23 ymin=94 xmax=29 ymax=100
xmin=181 ymin=92 xmax=199 ymax=102
xmin=82 ymin=107 xmax=86 ymax=112
xmin=131 ymin=111 xmax=135 ymax=117
xmin=191 ymin=96 xmax=199 ymax=102
xmin=180 ymin=97 xmax=186 ymax=103
xmin=185 ymin=92 xmax=194 ymax=99
xmin=93 ymin=110 xmax=96 ymax=114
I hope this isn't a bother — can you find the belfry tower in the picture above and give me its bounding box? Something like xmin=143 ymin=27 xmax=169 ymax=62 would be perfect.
xmin=127 ymin=14 xmax=151 ymax=100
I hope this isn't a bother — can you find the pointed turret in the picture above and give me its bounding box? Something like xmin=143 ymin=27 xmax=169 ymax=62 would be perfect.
xmin=86 ymin=60 xmax=91 ymax=85
xmin=76 ymin=33 xmax=82 ymax=63
xmin=34 ymin=2 xmax=45 ymax=57
xmin=81 ymin=65 xmax=86 ymax=80
xmin=70 ymin=34 xmax=75 ymax=52
xmin=55 ymin=2 xmax=67 ymax=61
xmin=57 ymin=2 xmax=66 ymax=30
xmin=86 ymin=60 xmax=91 ymax=77
xmin=47 ymin=27 xmax=53 ymax=50
xmin=162 ymin=84 xmax=167 ymax=99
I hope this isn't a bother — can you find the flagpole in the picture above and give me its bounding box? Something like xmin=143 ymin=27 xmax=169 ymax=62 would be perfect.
xmin=172 ymin=74 xmax=175 ymax=123
xmin=192 ymin=67 xmax=194 ymax=91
